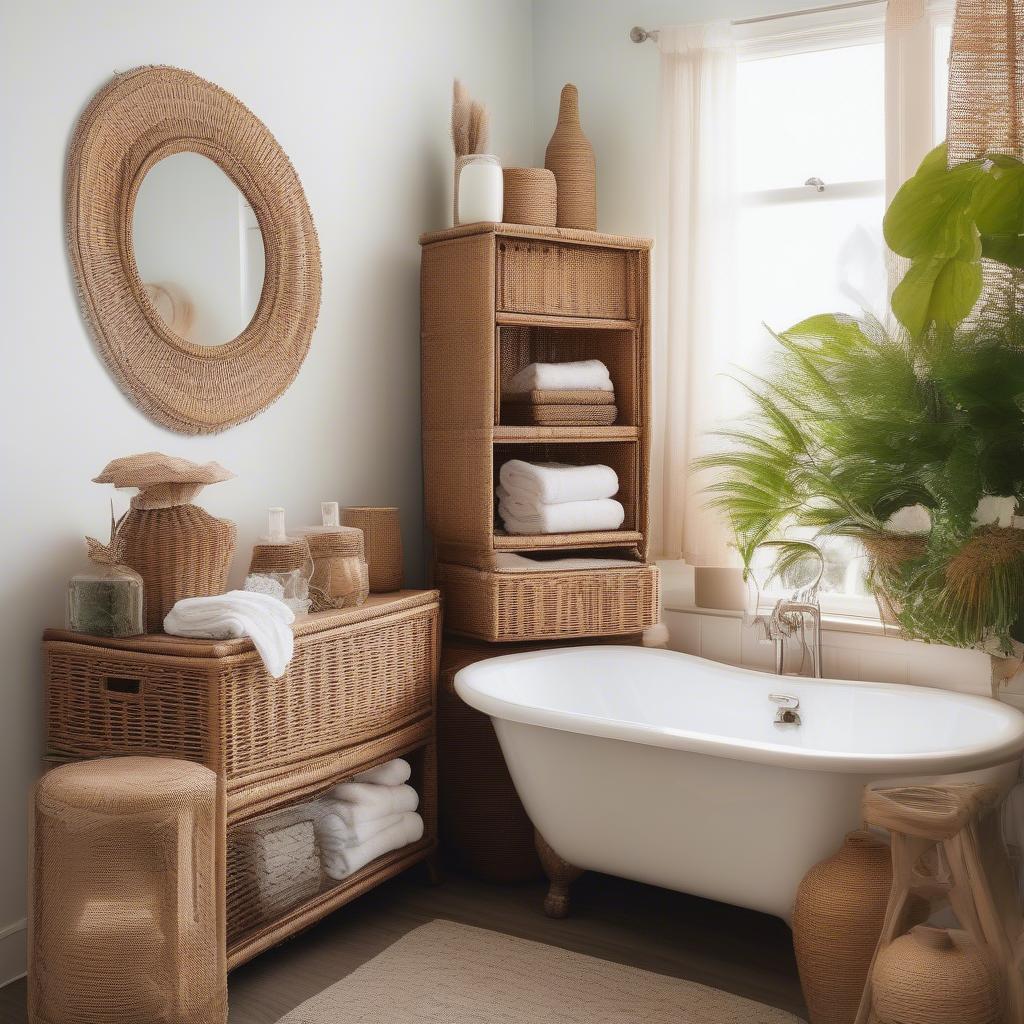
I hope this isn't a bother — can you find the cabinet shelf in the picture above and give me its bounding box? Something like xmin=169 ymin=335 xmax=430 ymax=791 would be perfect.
xmin=496 ymin=311 xmax=637 ymax=332
xmin=493 ymin=425 xmax=639 ymax=443
xmin=492 ymin=530 xmax=644 ymax=551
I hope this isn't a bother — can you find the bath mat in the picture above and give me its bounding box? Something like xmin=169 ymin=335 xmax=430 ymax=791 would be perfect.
xmin=277 ymin=919 xmax=803 ymax=1023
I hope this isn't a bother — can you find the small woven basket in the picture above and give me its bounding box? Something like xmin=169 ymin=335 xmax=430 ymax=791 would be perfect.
xmin=248 ymin=538 xmax=311 ymax=576
xmin=306 ymin=528 xmax=369 ymax=610
xmin=342 ymin=507 xmax=403 ymax=593
xmin=502 ymin=168 xmax=557 ymax=227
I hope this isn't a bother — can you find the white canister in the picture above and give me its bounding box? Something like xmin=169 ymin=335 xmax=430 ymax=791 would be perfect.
xmin=455 ymin=155 xmax=503 ymax=226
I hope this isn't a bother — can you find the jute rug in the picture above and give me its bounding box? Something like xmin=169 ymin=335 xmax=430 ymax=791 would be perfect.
xmin=278 ymin=919 xmax=804 ymax=1023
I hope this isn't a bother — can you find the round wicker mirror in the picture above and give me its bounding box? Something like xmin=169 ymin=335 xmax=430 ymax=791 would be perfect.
xmin=66 ymin=66 xmax=321 ymax=434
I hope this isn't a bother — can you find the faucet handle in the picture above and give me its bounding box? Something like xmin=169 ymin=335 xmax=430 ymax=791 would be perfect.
xmin=769 ymin=693 xmax=800 ymax=709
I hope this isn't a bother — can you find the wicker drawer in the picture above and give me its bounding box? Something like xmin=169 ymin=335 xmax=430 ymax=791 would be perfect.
xmin=44 ymin=592 xmax=440 ymax=791
xmin=436 ymin=562 xmax=660 ymax=642
xmin=226 ymin=740 xmax=436 ymax=966
xmin=496 ymin=238 xmax=634 ymax=320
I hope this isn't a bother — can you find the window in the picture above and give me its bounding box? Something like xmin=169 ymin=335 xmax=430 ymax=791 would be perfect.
xmin=730 ymin=9 xmax=952 ymax=616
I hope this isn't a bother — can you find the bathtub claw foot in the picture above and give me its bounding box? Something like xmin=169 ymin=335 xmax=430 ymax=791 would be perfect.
xmin=535 ymin=830 xmax=582 ymax=919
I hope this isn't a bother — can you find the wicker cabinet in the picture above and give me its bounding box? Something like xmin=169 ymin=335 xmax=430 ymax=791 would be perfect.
xmin=420 ymin=223 xmax=659 ymax=641
xmin=43 ymin=590 xmax=441 ymax=969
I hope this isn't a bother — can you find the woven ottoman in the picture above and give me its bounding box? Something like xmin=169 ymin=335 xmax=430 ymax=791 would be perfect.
xmin=29 ymin=756 xmax=226 ymax=1024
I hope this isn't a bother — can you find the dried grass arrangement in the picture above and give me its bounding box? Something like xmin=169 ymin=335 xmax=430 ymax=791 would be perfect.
xmin=450 ymin=79 xmax=490 ymax=158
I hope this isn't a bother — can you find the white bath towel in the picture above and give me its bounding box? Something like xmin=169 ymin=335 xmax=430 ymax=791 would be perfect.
xmin=498 ymin=461 xmax=618 ymax=505
xmin=352 ymin=758 xmax=411 ymax=787
xmin=499 ymin=498 xmax=625 ymax=535
xmin=506 ymin=360 xmax=613 ymax=394
xmin=315 ymin=810 xmax=404 ymax=851
xmin=163 ymin=590 xmax=295 ymax=678
xmin=320 ymin=812 xmax=424 ymax=880
xmin=323 ymin=782 xmax=419 ymax=826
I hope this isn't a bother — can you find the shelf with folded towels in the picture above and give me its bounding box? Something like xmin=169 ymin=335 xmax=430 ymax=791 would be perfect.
xmin=493 ymin=425 xmax=639 ymax=442
xmin=492 ymin=529 xmax=645 ymax=551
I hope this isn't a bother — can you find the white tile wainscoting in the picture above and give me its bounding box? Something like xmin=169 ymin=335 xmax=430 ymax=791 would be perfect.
xmin=659 ymin=562 xmax=1024 ymax=714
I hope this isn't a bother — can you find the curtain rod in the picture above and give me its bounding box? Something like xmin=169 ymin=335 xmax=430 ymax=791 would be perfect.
xmin=629 ymin=0 xmax=883 ymax=42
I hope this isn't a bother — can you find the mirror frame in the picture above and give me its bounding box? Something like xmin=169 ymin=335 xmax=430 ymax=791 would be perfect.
xmin=66 ymin=66 xmax=321 ymax=434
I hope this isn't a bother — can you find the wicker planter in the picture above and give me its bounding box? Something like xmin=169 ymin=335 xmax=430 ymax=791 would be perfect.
xmin=502 ymin=167 xmax=557 ymax=227
xmin=342 ymin=507 xmax=403 ymax=592
xmin=792 ymin=830 xmax=893 ymax=1024
xmin=437 ymin=562 xmax=659 ymax=643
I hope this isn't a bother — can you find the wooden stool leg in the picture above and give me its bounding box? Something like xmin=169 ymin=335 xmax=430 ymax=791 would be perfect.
xmin=535 ymin=831 xmax=582 ymax=919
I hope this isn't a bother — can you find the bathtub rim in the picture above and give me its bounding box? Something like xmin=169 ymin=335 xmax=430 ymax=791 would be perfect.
xmin=454 ymin=645 xmax=1024 ymax=776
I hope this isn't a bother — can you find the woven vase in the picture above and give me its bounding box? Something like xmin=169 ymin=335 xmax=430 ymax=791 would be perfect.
xmin=341 ymin=507 xmax=402 ymax=592
xmin=502 ymin=167 xmax=557 ymax=227
xmin=871 ymin=926 xmax=1002 ymax=1024
xmin=792 ymin=830 xmax=893 ymax=1024
xmin=544 ymin=84 xmax=596 ymax=230
xmin=122 ymin=504 xmax=236 ymax=633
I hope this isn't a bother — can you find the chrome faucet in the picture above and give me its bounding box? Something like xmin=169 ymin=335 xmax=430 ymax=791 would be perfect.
xmin=769 ymin=692 xmax=801 ymax=726
xmin=771 ymin=599 xmax=823 ymax=678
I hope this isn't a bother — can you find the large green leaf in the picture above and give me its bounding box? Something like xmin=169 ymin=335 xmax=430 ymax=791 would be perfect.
xmin=891 ymin=249 xmax=983 ymax=337
xmin=974 ymin=158 xmax=1024 ymax=268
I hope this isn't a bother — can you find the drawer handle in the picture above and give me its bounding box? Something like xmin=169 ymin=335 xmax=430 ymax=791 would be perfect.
xmin=105 ymin=676 xmax=141 ymax=696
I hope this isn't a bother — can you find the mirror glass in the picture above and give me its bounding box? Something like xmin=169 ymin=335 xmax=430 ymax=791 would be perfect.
xmin=132 ymin=152 xmax=266 ymax=347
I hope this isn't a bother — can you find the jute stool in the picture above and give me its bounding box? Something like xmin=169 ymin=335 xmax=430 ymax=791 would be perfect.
xmin=854 ymin=782 xmax=1023 ymax=1024
xmin=29 ymin=756 xmax=226 ymax=1024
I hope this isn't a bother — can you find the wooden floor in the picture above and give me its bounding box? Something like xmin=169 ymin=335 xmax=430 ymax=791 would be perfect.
xmin=0 ymin=868 xmax=807 ymax=1022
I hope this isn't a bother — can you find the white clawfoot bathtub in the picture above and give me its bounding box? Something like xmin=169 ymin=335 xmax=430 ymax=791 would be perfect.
xmin=455 ymin=646 xmax=1024 ymax=922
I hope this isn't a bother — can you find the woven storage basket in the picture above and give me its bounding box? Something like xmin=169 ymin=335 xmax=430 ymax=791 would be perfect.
xmin=544 ymin=84 xmax=597 ymax=230
xmin=502 ymin=403 xmax=617 ymax=426
xmin=226 ymin=740 xmax=437 ymax=958
xmin=503 ymin=388 xmax=616 ymax=407
xmin=248 ymin=538 xmax=311 ymax=576
xmin=305 ymin=528 xmax=368 ymax=609
xmin=29 ymin=756 xmax=226 ymax=1024
xmin=792 ymin=830 xmax=894 ymax=1024
xmin=437 ymin=562 xmax=659 ymax=642
xmin=44 ymin=592 xmax=440 ymax=804
xmin=342 ymin=507 xmax=403 ymax=592
xmin=502 ymin=167 xmax=557 ymax=227
xmin=438 ymin=646 xmax=542 ymax=881
xmin=870 ymin=926 xmax=1002 ymax=1024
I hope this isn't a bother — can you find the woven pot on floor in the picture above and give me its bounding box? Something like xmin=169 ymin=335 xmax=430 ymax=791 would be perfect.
xmin=342 ymin=507 xmax=403 ymax=592
xmin=544 ymin=84 xmax=597 ymax=230
xmin=871 ymin=926 xmax=1002 ymax=1024
xmin=502 ymin=167 xmax=557 ymax=227
xmin=792 ymin=830 xmax=894 ymax=1024
xmin=94 ymin=454 xmax=237 ymax=632
xmin=29 ymin=756 xmax=226 ymax=1024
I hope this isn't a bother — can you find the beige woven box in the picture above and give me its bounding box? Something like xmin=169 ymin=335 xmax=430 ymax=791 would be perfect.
xmin=44 ymin=591 xmax=440 ymax=812
xmin=436 ymin=562 xmax=659 ymax=643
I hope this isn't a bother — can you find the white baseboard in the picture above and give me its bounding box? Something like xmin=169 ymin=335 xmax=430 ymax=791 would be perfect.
xmin=0 ymin=917 xmax=27 ymax=989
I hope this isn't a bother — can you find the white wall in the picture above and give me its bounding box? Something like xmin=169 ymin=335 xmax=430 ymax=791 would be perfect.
xmin=0 ymin=0 xmax=535 ymax=984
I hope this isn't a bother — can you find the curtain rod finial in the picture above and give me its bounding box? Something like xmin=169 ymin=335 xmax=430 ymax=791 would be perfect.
xmin=630 ymin=26 xmax=658 ymax=43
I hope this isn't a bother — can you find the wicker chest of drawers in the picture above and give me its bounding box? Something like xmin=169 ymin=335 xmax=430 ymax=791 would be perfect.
xmin=42 ymin=589 xmax=441 ymax=968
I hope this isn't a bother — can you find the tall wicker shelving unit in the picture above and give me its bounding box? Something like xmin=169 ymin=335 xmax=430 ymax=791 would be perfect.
xmin=420 ymin=221 xmax=659 ymax=878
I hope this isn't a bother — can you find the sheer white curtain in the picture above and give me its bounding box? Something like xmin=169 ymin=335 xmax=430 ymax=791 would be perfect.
xmin=651 ymin=23 xmax=739 ymax=564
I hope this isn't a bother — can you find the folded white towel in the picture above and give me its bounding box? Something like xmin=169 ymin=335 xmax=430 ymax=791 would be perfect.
xmin=322 ymin=782 xmax=419 ymax=826
xmin=320 ymin=811 xmax=424 ymax=880
xmin=352 ymin=758 xmax=411 ymax=787
xmin=506 ymin=360 xmax=613 ymax=394
xmin=499 ymin=461 xmax=618 ymax=505
xmin=314 ymin=810 xmax=404 ymax=851
xmin=163 ymin=590 xmax=295 ymax=678
xmin=499 ymin=498 xmax=625 ymax=535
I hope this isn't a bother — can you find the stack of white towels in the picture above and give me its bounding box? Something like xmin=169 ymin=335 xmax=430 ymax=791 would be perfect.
xmin=314 ymin=758 xmax=423 ymax=881
xmin=497 ymin=459 xmax=624 ymax=535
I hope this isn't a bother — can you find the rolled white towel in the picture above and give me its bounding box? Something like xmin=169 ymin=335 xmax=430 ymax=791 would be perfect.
xmin=506 ymin=359 xmax=613 ymax=394
xmin=499 ymin=498 xmax=625 ymax=535
xmin=315 ymin=810 xmax=404 ymax=851
xmin=320 ymin=811 xmax=424 ymax=880
xmin=323 ymin=782 xmax=419 ymax=826
xmin=164 ymin=590 xmax=295 ymax=679
xmin=498 ymin=460 xmax=618 ymax=505
xmin=352 ymin=758 xmax=411 ymax=787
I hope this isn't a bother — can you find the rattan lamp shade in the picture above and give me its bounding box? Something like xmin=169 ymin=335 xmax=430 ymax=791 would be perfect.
xmin=342 ymin=507 xmax=403 ymax=592
xmin=29 ymin=757 xmax=226 ymax=1024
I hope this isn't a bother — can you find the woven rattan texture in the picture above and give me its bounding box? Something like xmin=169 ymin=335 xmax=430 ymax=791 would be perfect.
xmin=544 ymin=85 xmax=597 ymax=231
xmin=342 ymin=508 xmax=403 ymax=592
xmin=502 ymin=389 xmax=616 ymax=406
xmin=120 ymin=503 xmax=237 ymax=632
xmin=437 ymin=562 xmax=659 ymax=642
xmin=29 ymin=757 xmax=226 ymax=1023
xmin=502 ymin=168 xmax=557 ymax=227
xmin=248 ymin=539 xmax=311 ymax=576
xmin=45 ymin=595 xmax=440 ymax=787
xmin=65 ymin=66 xmax=321 ymax=433
xmin=502 ymin=404 xmax=617 ymax=426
